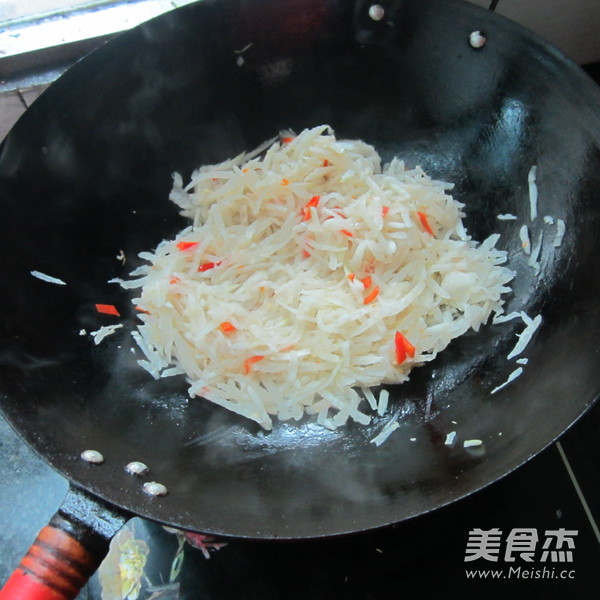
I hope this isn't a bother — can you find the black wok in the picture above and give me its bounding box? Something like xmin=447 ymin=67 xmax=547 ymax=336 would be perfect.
xmin=1 ymin=0 xmax=600 ymax=597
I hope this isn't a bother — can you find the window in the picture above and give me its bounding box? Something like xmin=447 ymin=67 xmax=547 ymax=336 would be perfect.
xmin=0 ymin=1 xmax=197 ymax=59
xmin=1 ymin=1 xmax=105 ymax=23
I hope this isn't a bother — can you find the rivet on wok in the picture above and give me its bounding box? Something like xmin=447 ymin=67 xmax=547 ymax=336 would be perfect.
xmin=469 ymin=30 xmax=487 ymax=49
xmin=368 ymin=5 xmax=385 ymax=21
xmin=80 ymin=449 xmax=104 ymax=464
xmin=143 ymin=481 xmax=168 ymax=497
xmin=125 ymin=461 xmax=149 ymax=476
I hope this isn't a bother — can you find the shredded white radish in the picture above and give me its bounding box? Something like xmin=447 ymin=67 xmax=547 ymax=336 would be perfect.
xmin=370 ymin=418 xmax=400 ymax=446
xmin=528 ymin=230 xmax=544 ymax=267
xmin=377 ymin=389 xmax=390 ymax=416
xmin=490 ymin=367 xmax=524 ymax=394
xmin=519 ymin=225 xmax=531 ymax=255
xmin=361 ymin=387 xmax=378 ymax=411
xmin=554 ymin=219 xmax=565 ymax=247
xmin=497 ymin=214 xmax=517 ymax=220
xmin=30 ymin=270 xmax=66 ymax=285
xmin=445 ymin=431 xmax=457 ymax=445
xmin=90 ymin=324 xmax=124 ymax=345
xmin=492 ymin=311 xmax=522 ymax=325
xmin=507 ymin=314 xmax=542 ymax=360
xmin=520 ymin=311 xmax=534 ymax=327
xmin=463 ymin=438 xmax=483 ymax=447
xmin=528 ymin=165 xmax=538 ymax=221
xmin=543 ymin=215 xmax=554 ymax=225
xmin=118 ymin=125 xmax=514 ymax=429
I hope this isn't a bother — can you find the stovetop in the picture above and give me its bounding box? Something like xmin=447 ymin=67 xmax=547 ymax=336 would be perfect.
xmin=1 ymin=61 xmax=599 ymax=600
xmin=1 ymin=400 xmax=599 ymax=599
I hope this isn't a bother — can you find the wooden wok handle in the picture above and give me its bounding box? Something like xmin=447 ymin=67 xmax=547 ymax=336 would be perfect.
xmin=0 ymin=486 xmax=129 ymax=600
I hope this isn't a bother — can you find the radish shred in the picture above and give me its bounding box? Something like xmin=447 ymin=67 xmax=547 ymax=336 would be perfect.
xmin=370 ymin=418 xmax=400 ymax=446
xmin=30 ymin=270 xmax=66 ymax=285
xmin=117 ymin=125 xmax=515 ymax=430
xmin=528 ymin=165 xmax=538 ymax=221
xmin=491 ymin=367 xmax=524 ymax=394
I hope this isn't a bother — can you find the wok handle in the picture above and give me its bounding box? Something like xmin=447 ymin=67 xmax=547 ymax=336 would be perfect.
xmin=0 ymin=486 xmax=129 ymax=600
xmin=0 ymin=514 xmax=107 ymax=600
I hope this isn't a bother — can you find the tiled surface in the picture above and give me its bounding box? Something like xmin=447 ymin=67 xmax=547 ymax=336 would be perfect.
xmin=465 ymin=0 xmax=600 ymax=65
xmin=0 ymin=92 xmax=30 ymax=140
xmin=0 ymin=86 xmax=46 ymax=139
xmin=497 ymin=0 xmax=600 ymax=65
xmin=0 ymin=418 xmax=68 ymax=588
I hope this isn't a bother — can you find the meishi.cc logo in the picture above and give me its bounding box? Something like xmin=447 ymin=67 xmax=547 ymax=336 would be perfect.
xmin=465 ymin=528 xmax=577 ymax=563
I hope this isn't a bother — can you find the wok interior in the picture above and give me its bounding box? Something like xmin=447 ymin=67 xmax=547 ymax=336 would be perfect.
xmin=0 ymin=0 xmax=600 ymax=537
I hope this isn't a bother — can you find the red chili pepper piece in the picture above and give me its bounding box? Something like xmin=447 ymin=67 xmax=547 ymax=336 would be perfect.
xmin=417 ymin=211 xmax=435 ymax=236
xmin=363 ymin=286 xmax=379 ymax=304
xmin=135 ymin=306 xmax=150 ymax=315
xmin=395 ymin=331 xmax=415 ymax=364
xmin=361 ymin=276 xmax=372 ymax=289
xmin=243 ymin=355 xmax=264 ymax=374
xmin=340 ymin=229 xmax=353 ymax=237
xmin=382 ymin=206 xmax=390 ymax=217
xmin=281 ymin=137 xmax=294 ymax=144
xmin=198 ymin=261 xmax=221 ymax=272
xmin=219 ymin=321 xmax=237 ymax=334
xmin=301 ymin=196 xmax=320 ymax=221
xmin=395 ymin=333 xmax=406 ymax=365
xmin=176 ymin=241 xmax=199 ymax=251
xmin=402 ymin=335 xmax=416 ymax=358
xmin=95 ymin=304 xmax=120 ymax=316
